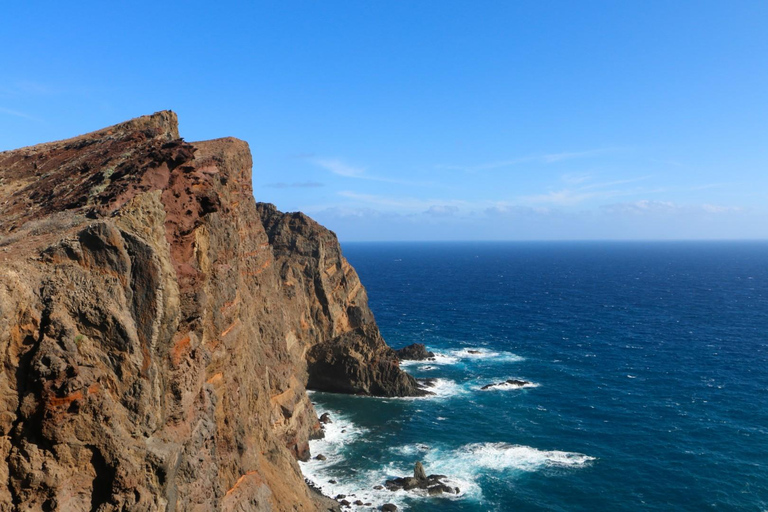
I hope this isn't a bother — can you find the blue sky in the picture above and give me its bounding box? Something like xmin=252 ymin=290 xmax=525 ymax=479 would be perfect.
xmin=2 ymin=1 xmax=766 ymax=240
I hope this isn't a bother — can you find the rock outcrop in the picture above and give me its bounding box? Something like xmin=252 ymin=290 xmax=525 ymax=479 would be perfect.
xmin=395 ymin=343 xmax=435 ymax=361
xmin=0 ymin=112 xmax=417 ymax=511
xmin=384 ymin=461 xmax=459 ymax=496
xmin=256 ymin=204 xmax=425 ymax=398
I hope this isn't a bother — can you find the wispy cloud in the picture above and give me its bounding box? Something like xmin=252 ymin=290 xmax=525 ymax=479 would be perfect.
xmin=311 ymin=158 xmax=366 ymax=177
xmin=264 ymin=181 xmax=324 ymax=189
xmin=0 ymin=107 xmax=43 ymax=122
xmin=309 ymin=157 xmax=432 ymax=186
xmin=436 ymin=148 xmax=622 ymax=172
xmin=338 ymin=191 xmax=474 ymax=213
xmin=602 ymin=200 xmax=743 ymax=215
xmin=521 ymin=176 xmax=653 ymax=205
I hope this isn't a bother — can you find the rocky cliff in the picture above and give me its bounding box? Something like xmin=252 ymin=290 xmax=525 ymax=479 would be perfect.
xmin=0 ymin=112 xmax=421 ymax=511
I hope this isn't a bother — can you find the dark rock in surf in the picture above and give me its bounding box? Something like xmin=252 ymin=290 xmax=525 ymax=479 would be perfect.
xmin=481 ymin=378 xmax=532 ymax=390
xmin=396 ymin=343 xmax=435 ymax=361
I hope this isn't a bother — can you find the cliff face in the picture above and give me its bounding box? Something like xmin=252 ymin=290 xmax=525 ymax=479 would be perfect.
xmin=0 ymin=112 xmax=419 ymax=511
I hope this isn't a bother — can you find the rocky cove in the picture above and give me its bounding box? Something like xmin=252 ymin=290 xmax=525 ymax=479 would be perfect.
xmin=0 ymin=112 xmax=428 ymax=511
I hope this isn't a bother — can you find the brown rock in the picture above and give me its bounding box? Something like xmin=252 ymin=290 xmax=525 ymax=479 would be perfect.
xmin=0 ymin=112 xmax=420 ymax=511
xmin=414 ymin=461 xmax=427 ymax=480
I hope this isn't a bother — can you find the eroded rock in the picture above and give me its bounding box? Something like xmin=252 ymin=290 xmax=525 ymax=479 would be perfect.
xmin=0 ymin=112 xmax=420 ymax=511
xmin=395 ymin=343 xmax=435 ymax=361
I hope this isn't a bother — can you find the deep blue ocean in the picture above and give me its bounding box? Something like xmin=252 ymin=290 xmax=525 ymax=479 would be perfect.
xmin=299 ymin=242 xmax=768 ymax=511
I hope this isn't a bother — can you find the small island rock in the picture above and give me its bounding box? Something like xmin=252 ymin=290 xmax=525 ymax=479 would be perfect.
xmin=396 ymin=343 xmax=435 ymax=361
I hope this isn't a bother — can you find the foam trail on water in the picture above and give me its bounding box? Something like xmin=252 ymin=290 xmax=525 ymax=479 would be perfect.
xmin=300 ymin=410 xmax=412 ymax=510
xmin=476 ymin=380 xmax=540 ymax=391
xmin=425 ymin=442 xmax=595 ymax=475
xmin=386 ymin=442 xmax=595 ymax=503
xmin=399 ymin=347 xmax=523 ymax=366
xmin=449 ymin=347 xmax=524 ymax=362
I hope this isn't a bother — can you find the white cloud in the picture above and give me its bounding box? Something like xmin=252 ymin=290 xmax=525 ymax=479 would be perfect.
xmin=424 ymin=205 xmax=460 ymax=216
xmin=602 ymin=200 xmax=743 ymax=215
xmin=311 ymin=158 xmax=365 ymax=177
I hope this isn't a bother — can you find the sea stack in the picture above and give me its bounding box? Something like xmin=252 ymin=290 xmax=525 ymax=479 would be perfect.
xmin=0 ymin=112 xmax=421 ymax=510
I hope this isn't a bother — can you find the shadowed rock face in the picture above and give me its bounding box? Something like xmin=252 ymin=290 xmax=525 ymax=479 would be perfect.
xmin=0 ymin=112 xmax=415 ymax=511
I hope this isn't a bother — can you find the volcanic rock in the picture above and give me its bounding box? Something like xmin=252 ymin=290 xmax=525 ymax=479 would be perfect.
xmin=395 ymin=343 xmax=435 ymax=361
xmin=384 ymin=461 xmax=458 ymax=496
xmin=0 ymin=112 xmax=421 ymax=510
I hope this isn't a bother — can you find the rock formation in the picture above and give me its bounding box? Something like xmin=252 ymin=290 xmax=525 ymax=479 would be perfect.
xmin=395 ymin=343 xmax=435 ymax=361
xmin=384 ymin=461 xmax=458 ymax=496
xmin=0 ymin=112 xmax=418 ymax=511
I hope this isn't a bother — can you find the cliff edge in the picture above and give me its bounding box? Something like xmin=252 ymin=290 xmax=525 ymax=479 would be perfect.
xmin=0 ymin=112 xmax=421 ymax=511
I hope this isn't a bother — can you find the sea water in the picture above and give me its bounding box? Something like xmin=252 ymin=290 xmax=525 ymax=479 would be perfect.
xmin=299 ymin=241 xmax=768 ymax=511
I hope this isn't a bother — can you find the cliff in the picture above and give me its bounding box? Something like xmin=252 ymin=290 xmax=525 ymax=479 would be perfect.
xmin=0 ymin=112 xmax=421 ymax=511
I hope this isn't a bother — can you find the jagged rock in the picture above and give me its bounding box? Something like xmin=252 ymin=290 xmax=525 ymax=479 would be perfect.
xmin=0 ymin=112 xmax=421 ymax=511
xmin=320 ymin=412 xmax=333 ymax=424
xmin=396 ymin=343 xmax=435 ymax=361
xmin=385 ymin=462 xmax=458 ymax=496
xmin=467 ymin=349 xmax=482 ymax=354
xmin=414 ymin=461 xmax=427 ymax=480
xmin=315 ymin=454 xmax=327 ymax=461
xmin=257 ymin=203 xmax=427 ymax=398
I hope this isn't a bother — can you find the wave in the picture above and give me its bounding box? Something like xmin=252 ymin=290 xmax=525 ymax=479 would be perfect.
xmin=422 ymin=442 xmax=595 ymax=499
xmin=301 ymin=415 xmax=594 ymax=509
xmin=414 ymin=378 xmax=469 ymax=399
xmin=477 ymin=380 xmax=540 ymax=391
xmin=399 ymin=347 xmax=523 ymax=367
xmin=385 ymin=441 xmax=595 ymax=502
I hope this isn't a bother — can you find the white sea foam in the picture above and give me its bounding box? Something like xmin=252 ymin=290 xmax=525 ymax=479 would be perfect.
xmin=302 ymin=420 xmax=465 ymax=510
xmin=382 ymin=442 xmax=596 ymax=503
xmin=416 ymin=378 xmax=468 ymax=399
xmin=421 ymin=442 xmax=595 ymax=499
xmin=450 ymin=347 xmax=523 ymax=362
xmin=477 ymin=380 xmax=540 ymax=391
xmin=399 ymin=347 xmax=523 ymax=367
xmin=300 ymin=411 xmax=411 ymax=510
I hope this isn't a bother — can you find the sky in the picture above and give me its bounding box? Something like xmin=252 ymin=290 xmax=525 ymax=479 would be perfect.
xmin=1 ymin=1 xmax=766 ymax=241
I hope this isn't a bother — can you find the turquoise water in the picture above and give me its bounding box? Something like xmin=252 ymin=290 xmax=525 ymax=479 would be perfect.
xmin=300 ymin=242 xmax=768 ymax=511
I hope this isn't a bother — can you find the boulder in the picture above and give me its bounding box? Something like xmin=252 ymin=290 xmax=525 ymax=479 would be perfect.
xmin=396 ymin=343 xmax=436 ymax=361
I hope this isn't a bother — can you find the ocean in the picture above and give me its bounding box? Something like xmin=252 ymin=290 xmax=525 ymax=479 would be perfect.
xmin=299 ymin=241 xmax=768 ymax=511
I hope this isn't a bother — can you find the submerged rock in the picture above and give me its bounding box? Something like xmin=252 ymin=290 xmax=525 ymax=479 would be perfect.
xmin=481 ymin=378 xmax=533 ymax=390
